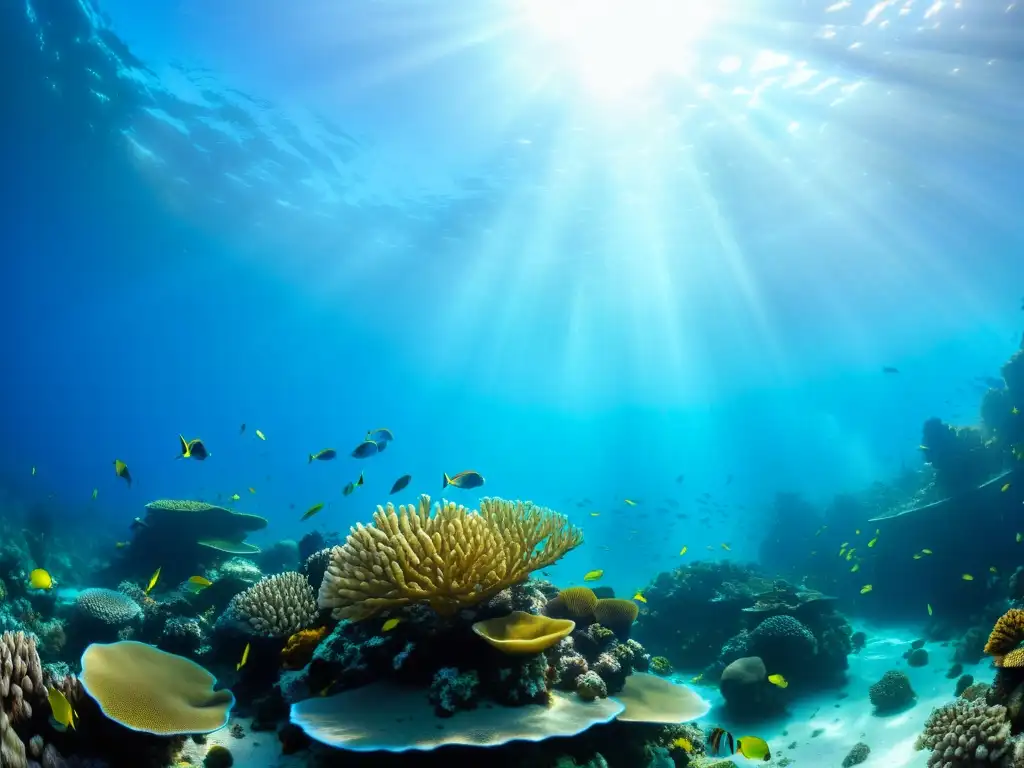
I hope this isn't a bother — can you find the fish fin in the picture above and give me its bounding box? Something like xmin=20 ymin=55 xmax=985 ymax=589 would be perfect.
xmin=357 ymin=472 xmax=364 ymax=486
xmin=443 ymin=473 xmax=451 ymax=489
xmin=308 ymin=454 xmax=313 ymax=464
xmin=178 ymin=434 xmax=189 ymax=457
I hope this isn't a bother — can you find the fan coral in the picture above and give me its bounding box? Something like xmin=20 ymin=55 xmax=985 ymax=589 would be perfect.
xmin=75 ymin=588 xmax=142 ymax=625
xmin=869 ymin=670 xmax=916 ymax=713
xmin=318 ymin=496 xmax=583 ymax=620
xmin=985 ymin=609 xmax=1024 ymax=667
xmin=227 ymin=572 xmax=318 ymax=638
xmin=915 ymin=698 xmax=1011 ymax=766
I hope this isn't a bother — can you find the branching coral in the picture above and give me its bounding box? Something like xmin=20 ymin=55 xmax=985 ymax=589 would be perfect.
xmin=915 ymin=698 xmax=1011 ymax=766
xmin=227 ymin=572 xmax=318 ymax=638
xmin=318 ymin=495 xmax=583 ymax=620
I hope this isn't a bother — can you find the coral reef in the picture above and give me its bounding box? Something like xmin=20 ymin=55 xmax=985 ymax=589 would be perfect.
xmin=869 ymin=670 xmax=916 ymax=713
xmin=319 ymin=496 xmax=583 ymax=620
xmin=915 ymin=698 xmax=1012 ymax=766
xmin=222 ymin=572 xmax=318 ymax=638
xmin=842 ymin=742 xmax=871 ymax=767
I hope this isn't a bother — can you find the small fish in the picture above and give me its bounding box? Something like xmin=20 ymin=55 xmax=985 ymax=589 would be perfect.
xmin=867 ymin=536 xmax=878 ymax=548
xmin=308 ymin=449 xmax=337 ymax=463
xmin=860 ymin=584 xmax=873 ymax=594
xmin=237 ymin=642 xmax=250 ymax=671
xmin=239 ymin=423 xmax=246 ymax=434
xmin=255 ymin=429 xmax=266 ymax=440
xmin=671 ymin=737 xmax=694 ymax=753
xmin=114 ymin=541 xmax=130 ymax=548
xmin=839 ymin=548 xmax=847 ymax=557
xmin=1014 ymin=407 xmax=1020 ymax=415
xmin=230 ymin=493 xmax=240 ymax=501
xmin=708 ymin=727 xmax=734 ymax=757
xmin=1002 ymin=483 xmax=1012 ymax=492
xmin=919 ymin=444 xmax=930 ymax=451
xmin=28 ymin=569 xmax=53 ymax=590
xmin=301 ymin=502 xmax=325 ymax=521
xmin=1017 ymin=533 xmax=1022 ymax=544
xmin=390 ymin=474 xmax=412 ymax=494
xmin=921 ymin=548 xmax=933 ymax=555
xmin=720 ymin=543 xmax=731 ymax=551
xmin=91 ymin=488 xmax=98 ymax=500
xmin=624 ymin=499 xmax=637 ymax=506
xmin=381 ymin=618 xmax=401 ymax=632
xmin=855 ymin=529 xmax=861 ymax=535
xmin=882 ymin=366 xmax=899 ymax=374
xmin=851 ymin=563 xmax=860 ymax=573
xmin=840 ymin=541 xmax=849 ymax=547
xmin=47 ymin=687 xmax=75 ymax=731
xmin=590 ymin=512 xmax=600 ymax=517
xmin=31 ymin=466 xmax=36 ymax=476
xmin=583 ymin=570 xmax=604 ymax=582
xmin=633 ymin=591 xmax=647 ymax=603
xmin=343 ymin=472 xmax=365 ymax=496
xmin=248 ymin=487 xmax=256 ymax=494
xmin=443 ymin=470 xmax=485 ymax=490
xmin=991 ymin=566 xmax=999 ymax=574
xmin=188 ymin=576 xmax=213 ymax=588
xmin=146 ymin=567 xmax=161 ymax=595
xmin=913 ymin=553 xmax=923 ymax=560
xmin=962 ymin=574 xmax=974 ymax=581
xmin=736 ymin=735 xmax=771 ymax=761
xmin=927 ymin=603 xmax=933 ymax=616
xmin=767 ymin=673 xmax=788 ymax=688
xmin=130 ymin=516 xmax=148 ymax=530
xmin=367 ymin=428 xmax=395 ymax=445
xmin=351 ymin=440 xmax=379 ymax=459
xmin=845 ymin=550 xmax=855 ymax=561
xmin=177 ymin=435 xmax=209 ymax=460
xmin=679 ymin=546 xmax=688 ymax=556
xmin=113 ymin=459 xmax=132 ymax=487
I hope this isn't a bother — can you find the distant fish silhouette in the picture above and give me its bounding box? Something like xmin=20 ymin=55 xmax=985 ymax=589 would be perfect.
xmin=882 ymin=366 xmax=899 ymax=374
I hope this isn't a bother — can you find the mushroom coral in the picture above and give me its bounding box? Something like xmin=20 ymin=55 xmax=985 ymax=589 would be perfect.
xmin=290 ymin=682 xmax=622 ymax=752
xmin=318 ymin=495 xmax=583 ymax=620
xmin=79 ymin=641 xmax=234 ymax=735
xmin=471 ymin=611 xmax=575 ymax=654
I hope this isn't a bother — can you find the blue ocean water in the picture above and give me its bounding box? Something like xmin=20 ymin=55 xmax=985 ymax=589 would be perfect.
xmin=1 ymin=0 xmax=1022 ymax=600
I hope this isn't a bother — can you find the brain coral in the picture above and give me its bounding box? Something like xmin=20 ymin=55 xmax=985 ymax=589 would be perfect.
xmin=79 ymin=641 xmax=234 ymax=735
xmin=319 ymin=495 xmax=583 ymax=620
xmin=228 ymin=572 xmax=317 ymax=638
xmin=75 ymin=588 xmax=142 ymax=625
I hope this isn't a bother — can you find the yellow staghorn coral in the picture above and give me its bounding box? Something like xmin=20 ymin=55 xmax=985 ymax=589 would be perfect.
xmin=318 ymin=495 xmax=584 ymax=620
xmin=985 ymin=609 xmax=1024 ymax=665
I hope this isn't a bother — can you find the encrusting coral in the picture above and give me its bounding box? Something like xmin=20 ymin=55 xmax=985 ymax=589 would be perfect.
xmin=226 ymin=572 xmax=318 ymax=638
xmin=318 ymin=495 xmax=583 ymax=620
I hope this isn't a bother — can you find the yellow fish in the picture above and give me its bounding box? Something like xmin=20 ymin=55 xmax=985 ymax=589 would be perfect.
xmin=583 ymin=569 xmax=604 ymax=582
xmin=248 ymin=487 xmax=256 ymax=494
xmin=91 ymin=488 xmax=98 ymax=500
xmin=237 ymin=642 xmax=250 ymax=671
xmin=113 ymin=459 xmax=132 ymax=487
xmin=301 ymin=503 xmax=325 ymax=521
xmin=679 ymin=546 xmax=688 ymax=556
xmin=918 ymin=444 xmax=930 ymax=451
xmin=28 ymin=569 xmax=52 ymax=590
xmin=382 ymin=618 xmax=401 ymax=632
xmin=115 ymin=541 xmax=129 ymax=549
xmin=47 ymin=687 xmax=75 ymax=731
xmin=913 ymin=553 xmax=923 ymax=560
xmin=851 ymin=563 xmax=860 ymax=573
xmin=991 ymin=567 xmax=999 ymax=574
xmin=721 ymin=543 xmax=731 ymax=551
xmin=590 ymin=512 xmax=600 ymax=517
xmin=145 ymin=567 xmax=161 ymax=595
xmin=1017 ymin=533 xmax=1022 ymax=544
xmin=840 ymin=541 xmax=849 ymax=548
xmin=736 ymin=736 xmax=771 ymax=761
xmin=1014 ymin=406 xmax=1020 ymax=415
xmin=1002 ymin=483 xmax=1012 ymax=492
xmin=962 ymin=574 xmax=974 ymax=581
xmin=921 ymin=548 xmax=933 ymax=555
xmin=927 ymin=603 xmax=933 ymax=616
xmin=855 ymin=529 xmax=860 ymax=535
xmin=860 ymin=584 xmax=873 ymax=594
xmin=255 ymin=429 xmax=266 ymax=440
xmin=633 ymin=591 xmax=647 ymax=603
xmin=31 ymin=466 xmax=36 ymax=476
xmin=867 ymin=537 xmax=878 ymax=548
xmin=188 ymin=576 xmax=213 ymax=588
xmin=839 ymin=548 xmax=847 ymax=557
xmin=768 ymin=673 xmax=788 ymax=688
xmin=231 ymin=493 xmax=240 ymax=501
xmin=671 ymin=737 xmax=694 ymax=753
xmin=624 ymin=499 xmax=637 ymax=506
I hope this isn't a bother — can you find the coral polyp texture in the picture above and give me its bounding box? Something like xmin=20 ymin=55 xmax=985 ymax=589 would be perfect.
xmin=915 ymin=698 xmax=1012 ymax=766
xmin=227 ymin=571 xmax=318 ymax=638
xmin=75 ymin=588 xmax=143 ymax=626
xmin=318 ymin=495 xmax=584 ymax=620
xmin=985 ymin=609 xmax=1024 ymax=667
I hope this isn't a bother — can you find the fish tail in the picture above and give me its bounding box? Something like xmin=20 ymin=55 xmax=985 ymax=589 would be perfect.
xmin=308 ymin=454 xmax=314 ymax=463
xmin=357 ymin=472 xmax=364 ymax=486
xmin=443 ymin=473 xmax=451 ymax=489
xmin=179 ymin=434 xmax=189 ymax=457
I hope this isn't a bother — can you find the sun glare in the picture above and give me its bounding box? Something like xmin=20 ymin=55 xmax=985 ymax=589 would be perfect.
xmin=520 ymin=0 xmax=724 ymax=98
